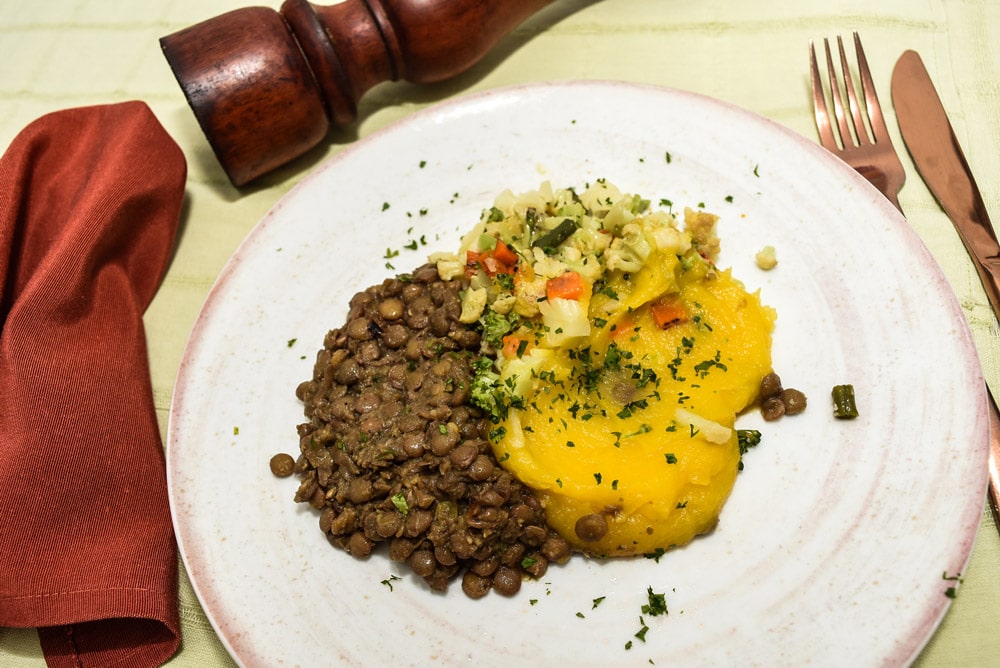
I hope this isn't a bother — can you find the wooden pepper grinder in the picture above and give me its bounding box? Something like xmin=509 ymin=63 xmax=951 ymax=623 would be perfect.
xmin=160 ymin=0 xmax=558 ymax=186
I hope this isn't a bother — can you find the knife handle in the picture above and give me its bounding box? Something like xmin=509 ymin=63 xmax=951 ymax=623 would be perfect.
xmin=975 ymin=254 xmax=1000 ymax=320
xmin=958 ymin=192 xmax=1000 ymax=527
xmin=951 ymin=188 xmax=1000 ymax=320
xmin=159 ymin=0 xmax=557 ymax=186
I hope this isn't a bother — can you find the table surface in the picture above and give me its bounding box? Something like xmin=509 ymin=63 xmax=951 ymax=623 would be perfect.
xmin=2 ymin=0 xmax=998 ymax=665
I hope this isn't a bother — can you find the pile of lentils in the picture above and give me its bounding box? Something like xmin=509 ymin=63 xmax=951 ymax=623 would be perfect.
xmin=271 ymin=264 xmax=571 ymax=598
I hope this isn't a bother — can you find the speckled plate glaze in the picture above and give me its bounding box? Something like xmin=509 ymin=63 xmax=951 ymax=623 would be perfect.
xmin=167 ymin=81 xmax=989 ymax=667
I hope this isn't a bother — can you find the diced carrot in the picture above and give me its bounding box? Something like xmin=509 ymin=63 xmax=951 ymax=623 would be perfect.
xmin=468 ymin=239 xmax=518 ymax=278
xmin=465 ymin=250 xmax=482 ymax=279
xmin=546 ymin=271 xmax=585 ymax=301
xmin=481 ymin=255 xmax=501 ymax=275
xmin=493 ymin=239 xmax=518 ymax=266
xmin=650 ymin=296 xmax=688 ymax=329
xmin=502 ymin=335 xmax=532 ymax=359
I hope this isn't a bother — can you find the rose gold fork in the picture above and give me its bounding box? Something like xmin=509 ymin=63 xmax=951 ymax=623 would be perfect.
xmin=810 ymin=32 xmax=905 ymax=211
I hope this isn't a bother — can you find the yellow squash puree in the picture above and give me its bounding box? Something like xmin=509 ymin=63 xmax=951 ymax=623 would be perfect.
xmin=433 ymin=181 xmax=774 ymax=557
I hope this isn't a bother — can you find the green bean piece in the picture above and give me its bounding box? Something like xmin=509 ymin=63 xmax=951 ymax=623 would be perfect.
xmin=831 ymin=384 xmax=859 ymax=419
xmin=531 ymin=218 xmax=578 ymax=251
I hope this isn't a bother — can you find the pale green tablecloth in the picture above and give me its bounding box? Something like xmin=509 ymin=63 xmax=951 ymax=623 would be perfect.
xmin=1 ymin=0 xmax=998 ymax=665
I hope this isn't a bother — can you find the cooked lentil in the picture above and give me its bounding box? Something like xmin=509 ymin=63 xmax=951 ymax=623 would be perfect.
xmin=289 ymin=264 xmax=571 ymax=596
xmin=269 ymin=453 xmax=295 ymax=477
xmin=758 ymin=372 xmax=807 ymax=421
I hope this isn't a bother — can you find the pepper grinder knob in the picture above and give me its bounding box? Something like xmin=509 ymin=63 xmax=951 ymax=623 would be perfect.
xmin=160 ymin=0 xmax=557 ymax=186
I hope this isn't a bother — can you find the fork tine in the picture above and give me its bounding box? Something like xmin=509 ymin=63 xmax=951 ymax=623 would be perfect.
xmin=809 ymin=40 xmax=838 ymax=151
xmin=836 ymin=35 xmax=873 ymax=146
xmin=809 ymin=32 xmax=905 ymax=212
xmin=851 ymin=32 xmax=892 ymax=144
xmin=824 ymin=38 xmax=855 ymax=149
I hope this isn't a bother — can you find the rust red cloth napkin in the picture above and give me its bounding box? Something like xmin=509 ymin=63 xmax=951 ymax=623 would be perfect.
xmin=0 ymin=102 xmax=186 ymax=667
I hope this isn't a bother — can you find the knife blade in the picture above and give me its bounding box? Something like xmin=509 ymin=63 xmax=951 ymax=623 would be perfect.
xmin=891 ymin=49 xmax=1000 ymax=527
xmin=891 ymin=50 xmax=1000 ymax=316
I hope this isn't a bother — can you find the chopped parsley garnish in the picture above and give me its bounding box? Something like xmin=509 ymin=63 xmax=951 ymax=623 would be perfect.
xmin=642 ymin=587 xmax=668 ymax=616
xmin=737 ymin=429 xmax=762 ymax=455
xmin=595 ymin=282 xmax=619 ymax=299
xmin=644 ymin=548 xmax=666 ymax=562
xmin=616 ymin=398 xmax=649 ymax=419
xmin=634 ymin=618 xmax=649 ymax=642
xmin=693 ymin=351 xmax=727 ymax=378
xmin=736 ymin=429 xmax=762 ymax=471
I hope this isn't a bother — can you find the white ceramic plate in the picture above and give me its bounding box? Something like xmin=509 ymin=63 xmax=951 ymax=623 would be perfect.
xmin=168 ymin=81 xmax=989 ymax=667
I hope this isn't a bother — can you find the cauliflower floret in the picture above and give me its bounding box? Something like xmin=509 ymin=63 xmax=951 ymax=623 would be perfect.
xmin=602 ymin=199 xmax=636 ymax=234
xmin=755 ymin=245 xmax=778 ymax=270
xmin=579 ymin=180 xmax=624 ymax=218
xmin=538 ymin=297 xmax=590 ymax=347
xmin=491 ymin=292 xmax=517 ymax=315
xmin=460 ymin=287 xmax=488 ymax=323
xmin=561 ymin=245 xmax=583 ymax=263
xmin=605 ymin=230 xmax=652 ymax=273
xmin=429 ymin=251 xmax=465 ymax=281
xmin=500 ymin=347 xmax=554 ymax=400
xmin=514 ymin=275 xmax=547 ymax=318
xmin=567 ymin=254 xmax=604 ymax=283
xmin=531 ymin=248 xmax=568 ymax=279
xmin=642 ymin=212 xmax=691 ymax=255
xmin=685 ymin=207 xmax=721 ymax=262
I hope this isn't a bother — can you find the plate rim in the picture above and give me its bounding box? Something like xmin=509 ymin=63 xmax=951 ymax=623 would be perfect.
xmin=167 ymin=78 xmax=990 ymax=667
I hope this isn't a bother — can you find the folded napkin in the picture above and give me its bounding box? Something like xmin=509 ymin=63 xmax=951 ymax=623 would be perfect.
xmin=0 ymin=102 xmax=186 ymax=667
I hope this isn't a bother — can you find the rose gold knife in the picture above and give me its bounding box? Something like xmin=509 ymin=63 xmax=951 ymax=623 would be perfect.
xmin=891 ymin=49 xmax=1000 ymax=528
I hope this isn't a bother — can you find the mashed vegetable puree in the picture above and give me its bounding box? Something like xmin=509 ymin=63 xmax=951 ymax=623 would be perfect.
xmin=432 ymin=181 xmax=774 ymax=556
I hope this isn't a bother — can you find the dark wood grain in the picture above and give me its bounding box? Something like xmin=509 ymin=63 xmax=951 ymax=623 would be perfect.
xmin=161 ymin=0 xmax=557 ymax=186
